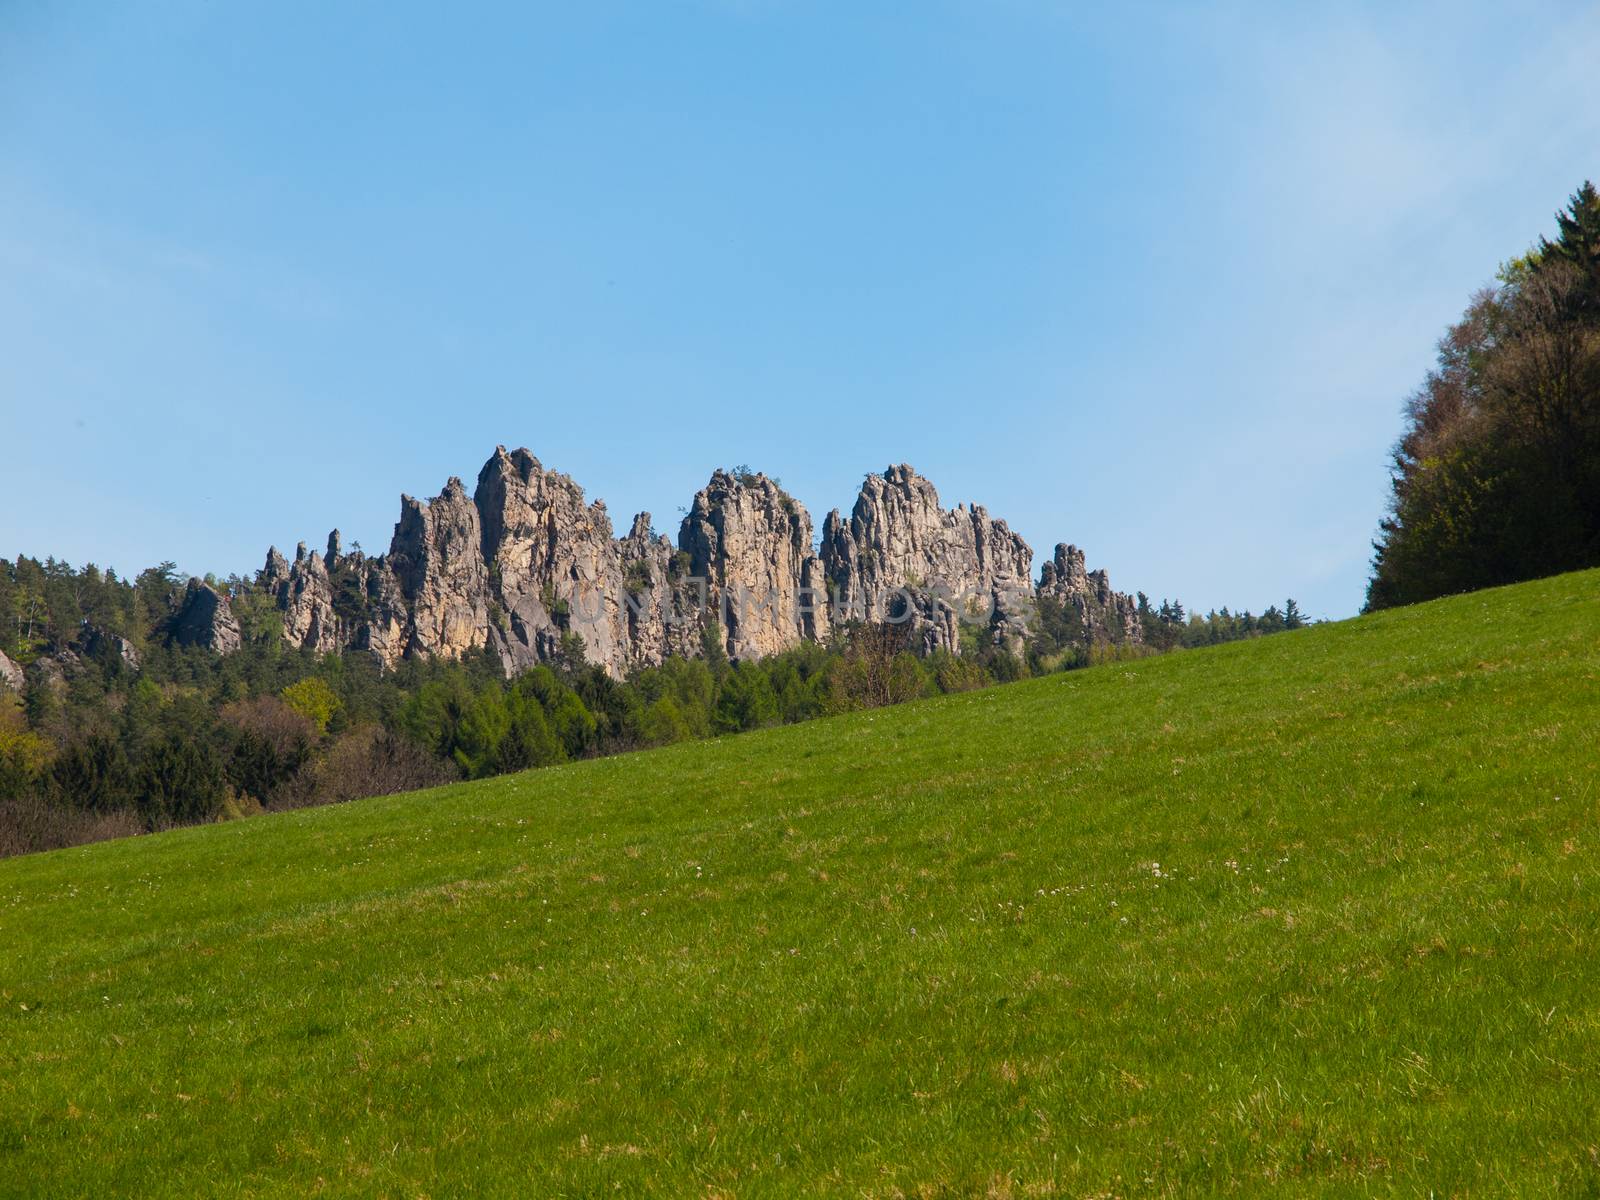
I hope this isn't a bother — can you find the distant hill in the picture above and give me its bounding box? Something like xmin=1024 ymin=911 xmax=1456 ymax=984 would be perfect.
xmin=4 ymin=568 xmax=1597 ymax=1194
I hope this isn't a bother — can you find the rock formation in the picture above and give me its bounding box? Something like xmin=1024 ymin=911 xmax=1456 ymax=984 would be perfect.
xmin=820 ymin=465 xmax=1038 ymax=655
xmin=255 ymin=447 xmax=1141 ymax=676
xmin=261 ymin=544 xmax=345 ymax=654
xmin=80 ymin=625 xmax=142 ymax=672
xmin=475 ymin=446 xmax=632 ymax=675
xmin=1037 ymin=543 xmax=1143 ymax=643
xmin=391 ymin=477 xmax=491 ymax=663
xmin=166 ymin=579 xmax=242 ymax=655
xmin=0 ymin=648 xmax=22 ymax=693
xmin=681 ymin=470 xmax=829 ymax=661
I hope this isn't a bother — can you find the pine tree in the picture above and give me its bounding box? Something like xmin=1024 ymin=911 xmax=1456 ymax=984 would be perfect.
xmin=1536 ymin=181 xmax=1600 ymax=317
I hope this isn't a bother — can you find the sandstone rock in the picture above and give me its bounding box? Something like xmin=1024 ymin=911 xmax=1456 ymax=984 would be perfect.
xmin=268 ymin=547 xmax=344 ymax=654
xmin=351 ymin=558 xmax=411 ymax=669
xmin=391 ymin=477 xmax=490 ymax=661
xmin=681 ymin=470 xmax=827 ymax=662
xmin=475 ymin=446 xmax=633 ymax=675
xmin=821 ymin=465 xmax=1034 ymax=654
xmin=79 ymin=624 xmax=142 ymax=671
xmin=167 ymin=579 xmax=242 ymax=654
xmin=613 ymin=511 xmax=703 ymax=671
xmin=0 ymin=648 xmax=23 ymax=693
xmin=1038 ymin=543 xmax=1143 ymax=644
xmin=254 ymin=449 xmax=1144 ymax=675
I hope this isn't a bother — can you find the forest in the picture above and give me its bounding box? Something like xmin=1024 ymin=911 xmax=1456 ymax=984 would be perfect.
xmin=0 ymin=555 xmax=1302 ymax=857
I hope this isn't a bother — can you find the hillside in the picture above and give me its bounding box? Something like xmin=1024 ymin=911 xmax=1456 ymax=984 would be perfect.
xmin=3 ymin=570 xmax=1599 ymax=1196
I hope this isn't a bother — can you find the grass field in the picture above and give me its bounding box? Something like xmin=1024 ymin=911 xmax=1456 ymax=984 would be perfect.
xmin=3 ymin=571 xmax=1599 ymax=1197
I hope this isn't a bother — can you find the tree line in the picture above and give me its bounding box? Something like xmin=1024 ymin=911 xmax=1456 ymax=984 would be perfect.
xmin=0 ymin=553 xmax=1303 ymax=857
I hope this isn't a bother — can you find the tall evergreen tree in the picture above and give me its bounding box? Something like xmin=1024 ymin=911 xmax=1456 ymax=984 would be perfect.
xmin=1536 ymin=181 xmax=1600 ymax=317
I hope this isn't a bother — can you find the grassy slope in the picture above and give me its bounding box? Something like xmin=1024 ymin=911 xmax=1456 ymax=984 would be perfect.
xmin=3 ymin=572 xmax=1599 ymax=1198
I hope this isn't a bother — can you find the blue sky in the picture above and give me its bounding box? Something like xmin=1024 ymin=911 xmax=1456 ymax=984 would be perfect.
xmin=3 ymin=2 xmax=1598 ymax=619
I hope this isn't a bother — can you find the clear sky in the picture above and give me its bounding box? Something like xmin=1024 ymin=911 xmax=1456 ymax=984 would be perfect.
xmin=3 ymin=2 xmax=1597 ymax=619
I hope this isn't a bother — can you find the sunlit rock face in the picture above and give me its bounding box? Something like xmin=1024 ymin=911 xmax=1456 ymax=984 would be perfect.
xmin=1038 ymin=543 xmax=1144 ymax=644
xmin=820 ymin=465 xmax=1041 ymax=656
xmin=256 ymin=449 xmax=1139 ymax=675
xmin=680 ymin=469 xmax=828 ymax=663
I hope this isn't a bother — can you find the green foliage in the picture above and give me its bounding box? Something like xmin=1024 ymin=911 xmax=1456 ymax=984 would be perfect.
xmin=280 ymin=677 xmax=342 ymax=734
xmin=0 ymin=704 xmax=52 ymax=802
xmin=135 ymin=733 xmax=225 ymax=828
xmin=1536 ymin=180 xmax=1600 ymax=317
xmin=712 ymin=663 xmax=780 ymax=733
xmin=637 ymin=695 xmax=692 ymax=745
xmin=493 ymin=692 xmax=563 ymax=774
xmin=623 ymin=560 xmax=651 ymax=597
xmin=698 ymin=620 xmax=730 ymax=679
xmin=1370 ymin=181 xmax=1600 ymax=609
xmin=519 ymin=667 xmax=597 ymax=759
xmin=452 ymin=688 xmax=512 ymax=779
xmin=47 ymin=734 xmax=132 ymax=812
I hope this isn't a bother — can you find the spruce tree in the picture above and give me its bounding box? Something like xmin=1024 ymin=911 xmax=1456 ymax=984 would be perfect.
xmin=1536 ymin=181 xmax=1600 ymax=316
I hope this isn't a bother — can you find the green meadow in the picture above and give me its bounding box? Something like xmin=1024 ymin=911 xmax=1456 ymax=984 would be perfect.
xmin=3 ymin=570 xmax=1599 ymax=1197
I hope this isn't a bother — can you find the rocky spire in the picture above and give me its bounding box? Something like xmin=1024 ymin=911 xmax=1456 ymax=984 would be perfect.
xmin=390 ymin=476 xmax=490 ymax=661
xmin=820 ymin=465 xmax=1036 ymax=655
xmin=252 ymin=448 xmax=1141 ymax=675
xmin=166 ymin=579 xmax=242 ymax=655
xmin=1038 ymin=543 xmax=1143 ymax=643
xmin=680 ymin=469 xmax=827 ymax=661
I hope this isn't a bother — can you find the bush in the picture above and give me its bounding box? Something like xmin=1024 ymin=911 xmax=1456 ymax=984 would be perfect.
xmin=713 ymin=664 xmax=780 ymax=733
xmin=221 ymin=697 xmax=315 ymax=805
xmin=0 ymin=704 xmax=53 ymax=802
xmin=0 ymin=793 xmax=142 ymax=859
xmin=825 ymin=624 xmax=926 ymax=712
xmin=277 ymin=726 xmax=457 ymax=810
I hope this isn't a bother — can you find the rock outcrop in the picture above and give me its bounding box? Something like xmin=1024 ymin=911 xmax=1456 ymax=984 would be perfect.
xmin=1037 ymin=543 xmax=1143 ymax=643
xmin=391 ymin=477 xmax=491 ymax=663
xmin=820 ymin=465 xmax=1038 ymax=655
xmin=80 ymin=625 xmax=142 ymax=671
xmin=255 ymin=448 xmax=1141 ymax=676
xmin=475 ymin=446 xmax=631 ymax=675
xmin=0 ymin=649 xmax=23 ymax=693
xmin=262 ymin=543 xmax=345 ymax=654
xmin=681 ymin=470 xmax=828 ymax=661
xmin=166 ymin=579 xmax=242 ymax=654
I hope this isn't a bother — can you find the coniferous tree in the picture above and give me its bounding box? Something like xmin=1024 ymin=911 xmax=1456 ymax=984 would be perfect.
xmin=1536 ymin=181 xmax=1600 ymax=317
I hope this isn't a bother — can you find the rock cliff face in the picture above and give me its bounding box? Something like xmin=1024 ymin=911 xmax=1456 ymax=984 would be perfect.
xmin=257 ymin=448 xmax=1141 ymax=675
xmin=166 ymin=579 xmax=242 ymax=655
xmin=262 ymin=544 xmax=344 ymax=655
xmin=681 ymin=470 xmax=828 ymax=661
xmin=1037 ymin=543 xmax=1144 ymax=643
xmin=0 ymin=648 xmax=22 ymax=692
xmin=391 ymin=477 xmax=490 ymax=663
xmin=820 ymin=465 xmax=1038 ymax=655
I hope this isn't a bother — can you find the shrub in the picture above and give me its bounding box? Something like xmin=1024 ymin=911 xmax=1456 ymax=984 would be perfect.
xmin=277 ymin=726 xmax=457 ymax=810
xmin=0 ymin=793 xmax=142 ymax=859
